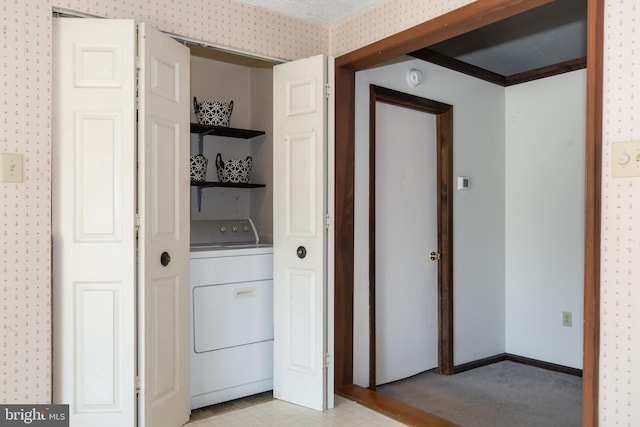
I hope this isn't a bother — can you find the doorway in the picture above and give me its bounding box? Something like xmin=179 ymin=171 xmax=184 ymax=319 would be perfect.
xmin=333 ymin=1 xmax=602 ymax=426
xmin=368 ymin=85 xmax=454 ymax=390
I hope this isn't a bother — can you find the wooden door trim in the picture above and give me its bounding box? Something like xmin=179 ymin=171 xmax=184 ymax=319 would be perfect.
xmin=333 ymin=0 xmax=602 ymax=426
xmin=582 ymin=0 xmax=604 ymax=425
xmin=335 ymin=0 xmax=554 ymax=71
xmin=368 ymin=85 xmax=454 ymax=390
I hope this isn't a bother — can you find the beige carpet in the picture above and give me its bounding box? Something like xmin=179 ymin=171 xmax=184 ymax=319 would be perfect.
xmin=377 ymin=361 xmax=582 ymax=427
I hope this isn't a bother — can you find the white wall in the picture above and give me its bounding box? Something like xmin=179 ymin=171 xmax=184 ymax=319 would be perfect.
xmin=505 ymin=70 xmax=586 ymax=369
xmin=353 ymin=58 xmax=506 ymax=386
xmin=249 ymin=68 xmax=274 ymax=243
xmin=189 ymin=55 xmax=273 ymax=243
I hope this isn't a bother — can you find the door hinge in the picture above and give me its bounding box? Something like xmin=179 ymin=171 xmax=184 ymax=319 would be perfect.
xmin=324 ymin=214 xmax=332 ymax=229
xmin=135 ymin=376 xmax=141 ymax=392
xmin=135 ymin=213 xmax=141 ymax=238
xmin=324 ymin=83 xmax=332 ymax=99
xmin=135 ymin=56 xmax=141 ymax=71
xmin=324 ymin=353 xmax=332 ymax=368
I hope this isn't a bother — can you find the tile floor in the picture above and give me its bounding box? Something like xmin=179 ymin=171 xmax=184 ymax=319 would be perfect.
xmin=186 ymin=394 xmax=405 ymax=426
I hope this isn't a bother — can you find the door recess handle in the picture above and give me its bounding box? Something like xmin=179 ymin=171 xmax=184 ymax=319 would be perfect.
xmin=160 ymin=251 xmax=171 ymax=266
xmin=296 ymin=246 xmax=307 ymax=259
xmin=429 ymin=251 xmax=441 ymax=261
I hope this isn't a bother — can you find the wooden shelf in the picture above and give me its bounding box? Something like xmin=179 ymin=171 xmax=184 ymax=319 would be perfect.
xmin=190 ymin=124 xmax=267 ymax=212
xmin=191 ymin=180 xmax=266 ymax=212
xmin=191 ymin=181 xmax=266 ymax=189
xmin=190 ymin=123 xmax=266 ymax=139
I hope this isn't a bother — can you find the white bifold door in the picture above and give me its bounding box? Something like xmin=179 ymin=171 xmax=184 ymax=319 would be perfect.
xmin=53 ymin=18 xmax=334 ymax=426
xmin=53 ymin=19 xmax=190 ymax=427
xmin=273 ymin=55 xmax=335 ymax=411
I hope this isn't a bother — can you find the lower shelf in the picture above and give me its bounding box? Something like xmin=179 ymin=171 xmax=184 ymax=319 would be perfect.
xmin=191 ymin=181 xmax=266 ymax=212
xmin=191 ymin=180 xmax=266 ymax=189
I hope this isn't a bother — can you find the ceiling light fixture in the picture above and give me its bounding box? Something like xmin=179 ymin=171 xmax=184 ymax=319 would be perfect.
xmin=406 ymin=69 xmax=423 ymax=87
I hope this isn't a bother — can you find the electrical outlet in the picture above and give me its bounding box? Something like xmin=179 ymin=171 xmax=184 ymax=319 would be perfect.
xmin=562 ymin=311 xmax=572 ymax=327
xmin=0 ymin=153 xmax=23 ymax=183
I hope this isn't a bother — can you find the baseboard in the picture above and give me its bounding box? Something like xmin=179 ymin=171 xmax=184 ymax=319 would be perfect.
xmin=453 ymin=353 xmax=583 ymax=377
xmin=452 ymin=353 xmax=508 ymax=374
xmin=505 ymin=353 xmax=583 ymax=377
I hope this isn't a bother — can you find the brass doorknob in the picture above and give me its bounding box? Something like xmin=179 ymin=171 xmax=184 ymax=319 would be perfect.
xmin=429 ymin=251 xmax=441 ymax=261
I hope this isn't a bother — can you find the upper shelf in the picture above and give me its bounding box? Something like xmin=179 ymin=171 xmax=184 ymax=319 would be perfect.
xmin=190 ymin=123 xmax=266 ymax=139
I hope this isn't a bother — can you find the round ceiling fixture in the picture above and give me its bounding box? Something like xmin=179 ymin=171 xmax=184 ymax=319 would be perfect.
xmin=406 ymin=69 xmax=423 ymax=87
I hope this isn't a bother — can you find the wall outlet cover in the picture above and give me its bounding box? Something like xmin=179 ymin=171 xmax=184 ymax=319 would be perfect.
xmin=562 ymin=311 xmax=572 ymax=327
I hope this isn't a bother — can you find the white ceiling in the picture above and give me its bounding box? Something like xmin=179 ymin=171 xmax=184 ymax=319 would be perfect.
xmin=234 ymin=0 xmax=384 ymax=25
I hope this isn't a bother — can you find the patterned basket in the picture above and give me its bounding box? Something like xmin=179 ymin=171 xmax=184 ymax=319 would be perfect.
xmin=190 ymin=154 xmax=208 ymax=182
xmin=215 ymin=153 xmax=252 ymax=183
xmin=194 ymin=97 xmax=234 ymax=127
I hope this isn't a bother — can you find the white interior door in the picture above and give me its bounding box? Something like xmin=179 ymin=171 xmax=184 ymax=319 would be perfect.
xmin=137 ymin=23 xmax=191 ymax=427
xmin=375 ymin=103 xmax=438 ymax=385
xmin=273 ymin=54 xmax=334 ymax=411
xmin=53 ymin=18 xmax=137 ymax=427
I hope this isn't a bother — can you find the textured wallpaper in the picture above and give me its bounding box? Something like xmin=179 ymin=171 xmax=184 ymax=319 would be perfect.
xmin=1 ymin=0 xmax=638 ymax=424
xmin=329 ymin=0 xmax=475 ymax=57
xmin=600 ymin=1 xmax=640 ymax=425
xmin=1 ymin=1 xmax=52 ymax=404
xmin=53 ymin=0 xmax=328 ymax=61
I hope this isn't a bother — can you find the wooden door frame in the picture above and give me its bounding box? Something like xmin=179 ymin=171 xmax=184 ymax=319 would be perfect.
xmin=368 ymin=85 xmax=454 ymax=391
xmin=333 ymin=1 xmax=602 ymax=426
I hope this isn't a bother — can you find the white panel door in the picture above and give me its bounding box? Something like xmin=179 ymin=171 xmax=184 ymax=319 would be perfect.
xmin=375 ymin=103 xmax=438 ymax=385
xmin=273 ymin=55 xmax=334 ymax=410
xmin=137 ymin=23 xmax=191 ymax=427
xmin=52 ymin=18 xmax=136 ymax=427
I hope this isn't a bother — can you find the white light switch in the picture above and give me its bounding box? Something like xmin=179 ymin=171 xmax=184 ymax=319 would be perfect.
xmin=612 ymin=140 xmax=640 ymax=178
xmin=0 ymin=153 xmax=23 ymax=183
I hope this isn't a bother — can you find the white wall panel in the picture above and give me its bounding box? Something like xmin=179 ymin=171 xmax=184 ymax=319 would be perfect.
xmin=505 ymin=70 xmax=586 ymax=369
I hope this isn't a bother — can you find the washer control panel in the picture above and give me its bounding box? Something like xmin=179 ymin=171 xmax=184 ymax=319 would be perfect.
xmin=190 ymin=219 xmax=259 ymax=246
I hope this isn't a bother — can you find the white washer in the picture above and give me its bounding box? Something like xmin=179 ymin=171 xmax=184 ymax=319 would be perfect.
xmin=189 ymin=219 xmax=273 ymax=409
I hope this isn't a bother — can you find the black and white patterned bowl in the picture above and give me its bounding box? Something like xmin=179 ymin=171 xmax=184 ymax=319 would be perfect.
xmin=215 ymin=153 xmax=252 ymax=183
xmin=194 ymin=97 xmax=234 ymax=127
xmin=190 ymin=154 xmax=208 ymax=182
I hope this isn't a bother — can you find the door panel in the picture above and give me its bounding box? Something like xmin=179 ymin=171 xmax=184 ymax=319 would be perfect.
xmin=137 ymin=23 xmax=190 ymax=427
xmin=375 ymin=103 xmax=438 ymax=385
xmin=150 ymin=119 xmax=179 ymax=236
xmin=273 ymin=54 xmax=333 ymax=411
xmin=286 ymin=269 xmax=317 ymax=373
xmin=286 ymin=132 xmax=317 ymax=235
xmin=53 ymin=18 xmax=136 ymax=427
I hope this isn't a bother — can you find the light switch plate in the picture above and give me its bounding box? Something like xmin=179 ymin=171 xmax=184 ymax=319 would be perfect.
xmin=611 ymin=140 xmax=640 ymax=178
xmin=0 ymin=153 xmax=23 ymax=183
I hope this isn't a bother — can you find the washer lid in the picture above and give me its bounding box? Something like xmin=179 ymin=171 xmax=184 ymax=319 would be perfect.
xmin=190 ymin=219 xmax=258 ymax=246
